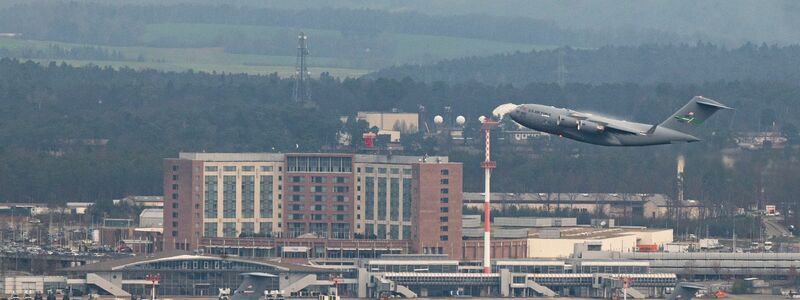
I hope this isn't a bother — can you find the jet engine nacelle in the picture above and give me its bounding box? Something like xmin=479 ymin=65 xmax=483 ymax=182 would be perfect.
xmin=557 ymin=115 xmax=575 ymax=127
xmin=577 ymin=120 xmax=605 ymax=133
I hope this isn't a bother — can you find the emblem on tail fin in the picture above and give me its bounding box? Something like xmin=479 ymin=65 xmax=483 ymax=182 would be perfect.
xmin=674 ymin=113 xmax=703 ymax=125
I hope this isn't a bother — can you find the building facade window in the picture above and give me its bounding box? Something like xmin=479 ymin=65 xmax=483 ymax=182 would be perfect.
xmin=204 ymin=176 xmax=218 ymax=218
xmin=332 ymin=223 xmax=349 ymax=239
xmin=241 ymin=222 xmax=254 ymax=235
xmin=223 ymin=176 xmax=237 ymax=218
xmin=402 ymin=179 xmax=412 ymax=221
xmin=377 ymin=224 xmax=386 ymax=239
xmin=365 ymin=224 xmax=374 ymax=237
xmin=223 ymin=222 xmax=236 ymax=237
xmin=259 ymin=222 xmax=273 ymax=236
xmin=378 ymin=178 xmax=387 ymax=221
xmin=203 ymin=223 xmax=217 ymax=237
xmin=241 ymin=176 xmax=255 ymax=218
xmin=259 ymin=176 xmax=274 ymax=218
xmin=310 ymin=223 xmax=328 ymax=234
xmin=390 ymin=178 xmax=400 ymax=221
xmin=365 ymin=177 xmax=374 ymax=220
xmin=286 ymin=156 xmax=352 ymax=172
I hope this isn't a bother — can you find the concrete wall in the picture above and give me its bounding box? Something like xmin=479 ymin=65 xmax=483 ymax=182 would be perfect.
xmin=2 ymin=276 xmax=66 ymax=294
xmin=633 ymin=229 xmax=674 ymax=247
xmin=527 ymin=235 xmax=638 ymax=258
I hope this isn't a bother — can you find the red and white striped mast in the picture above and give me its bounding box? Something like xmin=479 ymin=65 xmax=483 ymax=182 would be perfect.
xmin=480 ymin=116 xmax=498 ymax=273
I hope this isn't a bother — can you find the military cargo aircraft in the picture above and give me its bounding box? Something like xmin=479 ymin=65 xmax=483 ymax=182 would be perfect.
xmin=503 ymin=96 xmax=731 ymax=146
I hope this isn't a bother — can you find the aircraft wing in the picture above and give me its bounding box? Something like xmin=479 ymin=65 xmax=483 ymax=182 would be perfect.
xmin=584 ymin=115 xmax=645 ymax=135
xmin=602 ymin=121 xmax=645 ymax=135
xmin=569 ymin=111 xmax=644 ymax=135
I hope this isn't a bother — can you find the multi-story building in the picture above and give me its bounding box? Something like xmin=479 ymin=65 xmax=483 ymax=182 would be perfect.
xmin=163 ymin=152 xmax=463 ymax=259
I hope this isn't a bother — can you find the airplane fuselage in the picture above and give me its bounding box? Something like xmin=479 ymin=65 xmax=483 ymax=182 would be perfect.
xmin=508 ymin=104 xmax=700 ymax=146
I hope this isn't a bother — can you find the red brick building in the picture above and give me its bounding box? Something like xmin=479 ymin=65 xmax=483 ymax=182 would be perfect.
xmin=163 ymin=153 xmax=463 ymax=259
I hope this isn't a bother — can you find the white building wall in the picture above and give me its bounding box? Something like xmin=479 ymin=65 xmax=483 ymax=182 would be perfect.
xmin=633 ymin=229 xmax=674 ymax=247
xmin=527 ymin=235 xmax=639 ymax=258
xmin=3 ymin=276 xmax=66 ymax=294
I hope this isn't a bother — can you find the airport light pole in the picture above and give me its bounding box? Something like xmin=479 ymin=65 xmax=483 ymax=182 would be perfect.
xmin=480 ymin=117 xmax=498 ymax=274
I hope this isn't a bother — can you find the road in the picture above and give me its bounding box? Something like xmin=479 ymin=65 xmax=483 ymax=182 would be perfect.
xmin=764 ymin=216 xmax=792 ymax=238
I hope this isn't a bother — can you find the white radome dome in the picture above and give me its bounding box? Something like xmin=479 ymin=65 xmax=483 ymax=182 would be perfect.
xmin=456 ymin=115 xmax=466 ymax=125
xmin=478 ymin=115 xmax=487 ymax=123
xmin=433 ymin=115 xmax=444 ymax=124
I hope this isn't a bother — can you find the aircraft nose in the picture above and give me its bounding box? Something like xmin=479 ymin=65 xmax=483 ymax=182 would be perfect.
xmin=508 ymin=105 xmax=523 ymax=121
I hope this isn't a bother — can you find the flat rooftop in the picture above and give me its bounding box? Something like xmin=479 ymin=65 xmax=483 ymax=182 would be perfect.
xmin=176 ymin=152 xmax=449 ymax=164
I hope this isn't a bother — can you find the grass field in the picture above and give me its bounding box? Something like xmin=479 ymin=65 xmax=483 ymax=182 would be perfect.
xmin=0 ymin=37 xmax=368 ymax=77
xmin=0 ymin=22 xmax=553 ymax=76
xmin=143 ymin=23 xmax=554 ymax=64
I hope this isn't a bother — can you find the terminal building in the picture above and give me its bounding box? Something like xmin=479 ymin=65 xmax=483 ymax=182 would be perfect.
xmin=464 ymin=192 xmax=710 ymax=220
xmin=163 ymin=152 xmax=463 ymax=259
xmin=32 ymin=248 xmax=678 ymax=298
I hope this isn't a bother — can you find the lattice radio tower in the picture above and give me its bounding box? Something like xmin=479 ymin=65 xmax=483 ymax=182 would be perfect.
xmin=556 ymin=48 xmax=567 ymax=88
xmin=293 ymin=32 xmax=311 ymax=103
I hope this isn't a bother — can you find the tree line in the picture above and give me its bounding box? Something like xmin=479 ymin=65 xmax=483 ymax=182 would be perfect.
xmin=372 ymin=42 xmax=800 ymax=85
xmin=0 ymin=58 xmax=798 ymax=225
xmin=0 ymin=44 xmax=129 ymax=61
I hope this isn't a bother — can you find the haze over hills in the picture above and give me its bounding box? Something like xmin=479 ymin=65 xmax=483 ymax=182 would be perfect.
xmin=370 ymin=43 xmax=800 ymax=86
xmin=1 ymin=1 xmax=797 ymax=77
xmin=40 ymin=0 xmax=800 ymax=46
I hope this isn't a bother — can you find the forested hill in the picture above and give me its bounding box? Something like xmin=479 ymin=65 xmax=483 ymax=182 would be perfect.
xmin=0 ymin=58 xmax=799 ymax=206
xmin=370 ymin=43 xmax=800 ymax=86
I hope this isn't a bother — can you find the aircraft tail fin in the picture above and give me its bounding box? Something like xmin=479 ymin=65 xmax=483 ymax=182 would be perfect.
xmin=667 ymin=282 xmax=704 ymax=300
xmin=659 ymin=96 xmax=731 ymax=134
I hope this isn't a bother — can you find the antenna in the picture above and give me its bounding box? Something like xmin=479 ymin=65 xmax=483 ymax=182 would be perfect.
xmin=556 ymin=48 xmax=567 ymax=88
xmin=292 ymin=32 xmax=311 ymax=103
xmin=480 ymin=117 xmax=498 ymax=274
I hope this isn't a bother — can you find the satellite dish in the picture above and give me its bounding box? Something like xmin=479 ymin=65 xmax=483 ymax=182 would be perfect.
xmin=455 ymin=115 xmax=466 ymax=125
xmin=478 ymin=116 xmax=487 ymax=123
xmin=433 ymin=115 xmax=444 ymax=124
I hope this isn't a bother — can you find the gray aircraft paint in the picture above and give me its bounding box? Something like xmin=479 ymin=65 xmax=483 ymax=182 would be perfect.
xmin=231 ymin=273 xmax=279 ymax=300
xmin=667 ymin=282 xmax=704 ymax=300
xmin=508 ymin=96 xmax=731 ymax=146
